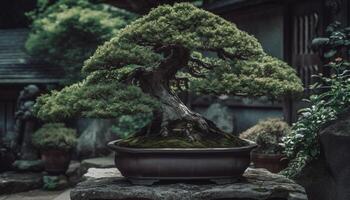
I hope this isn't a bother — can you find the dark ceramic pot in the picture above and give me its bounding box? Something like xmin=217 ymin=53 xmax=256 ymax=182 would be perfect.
xmin=251 ymin=152 xmax=288 ymax=173
xmin=41 ymin=149 xmax=71 ymax=175
xmin=108 ymin=139 xmax=257 ymax=185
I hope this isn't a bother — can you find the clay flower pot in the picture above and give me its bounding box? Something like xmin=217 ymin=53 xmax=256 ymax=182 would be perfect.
xmin=108 ymin=139 xmax=257 ymax=185
xmin=251 ymin=152 xmax=288 ymax=173
xmin=41 ymin=149 xmax=71 ymax=175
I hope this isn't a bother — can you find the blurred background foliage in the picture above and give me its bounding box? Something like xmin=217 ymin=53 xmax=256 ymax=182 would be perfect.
xmin=25 ymin=0 xmax=137 ymax=84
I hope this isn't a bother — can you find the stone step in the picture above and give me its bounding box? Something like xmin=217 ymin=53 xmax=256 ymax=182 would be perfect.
xmin=0 ymin=172 xmax=43 ymax=195
xmin=80 ymin=155 xmax=115 ymax=174
xmin=70 ymin=168 xmax=308 ymax=200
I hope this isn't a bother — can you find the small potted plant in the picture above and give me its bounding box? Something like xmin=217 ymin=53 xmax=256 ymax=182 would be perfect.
xmin=32 ymin=123 xmax=77 ymax=174
xmin=240 ymin=118 xmax=290 ymax=173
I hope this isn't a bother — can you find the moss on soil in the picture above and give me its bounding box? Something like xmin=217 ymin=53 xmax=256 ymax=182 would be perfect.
xmin=118 ymin=134 xmax=249 ymax=148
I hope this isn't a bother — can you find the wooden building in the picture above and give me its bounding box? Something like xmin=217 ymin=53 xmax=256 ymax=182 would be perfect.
xmin=203 ymin=0 xmax=349 ymax=125
xmin=0 ymin=29 xmax=64 ymax=140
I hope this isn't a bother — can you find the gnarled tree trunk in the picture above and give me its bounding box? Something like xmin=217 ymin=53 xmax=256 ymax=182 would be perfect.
xmin=138 ymin=46 xmax=224 ymax=140
xmin=141 ymin=78 xmax=222 ymax=139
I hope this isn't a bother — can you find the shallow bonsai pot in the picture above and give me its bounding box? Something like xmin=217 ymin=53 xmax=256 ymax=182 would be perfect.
xmin=108 ymin=139 xmax=257 ymax=185
xmin=41 ymin=149 xmax=71 ymax=175
xmin=251 ymin=152 xmax=288 ymax=173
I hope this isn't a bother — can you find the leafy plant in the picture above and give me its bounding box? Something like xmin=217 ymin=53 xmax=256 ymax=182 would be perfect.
xmin=32 ymin=123 xmax=77 ymax=151
xmin=282 ymin=59 xmax=350 ymax=178
xmin=34 ymin=3 xmax=302 ymax=148
xmin=240 ymin=118 xmax=291 ymax=154
xmin=26 ymin=0 xmax=136 ymax=83
xmin=111 ymin=113 xmax=153 ymax=139
xmin=311 ymin=21 xmax=350 ymax=59
xmin=282 ymin=22 xmax=350 ymax=178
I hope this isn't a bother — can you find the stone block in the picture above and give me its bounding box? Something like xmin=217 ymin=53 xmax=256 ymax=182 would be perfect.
xmin=70 ymin=168 xmax=307 ymax=200
xmin=0 ymin=172 xmax=43 ymax=195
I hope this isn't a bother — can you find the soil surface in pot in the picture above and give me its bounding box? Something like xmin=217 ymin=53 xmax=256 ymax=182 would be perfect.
xmin=118 ymin=135 xmax=248 ymax=148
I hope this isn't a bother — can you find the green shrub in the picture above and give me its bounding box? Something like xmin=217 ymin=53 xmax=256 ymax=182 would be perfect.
xmin=282 ymin=22 xmax=350 ymax=178
xmin=311 ymin=21 xmax=350 ymax=59
xmin=26 ymin=0 xmax=136 ymax=83
xmin=32 ymin=123 xmax=77 ymax=151
xmin=282 ymin=59 xmax=350 ymax=178
xmin=240 ymin=118 xmax=291 ymax=154
xmin=111 ymin=113 xmax=153 ymax=139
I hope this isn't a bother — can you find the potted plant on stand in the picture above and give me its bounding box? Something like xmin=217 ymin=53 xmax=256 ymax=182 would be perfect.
xmin=32 ymin=123 xmax=77 ymax=174
xmin=34 ymin=3 xmax=302 ymax=185
xmin=240 ymin=118 xmax=291 ymax=173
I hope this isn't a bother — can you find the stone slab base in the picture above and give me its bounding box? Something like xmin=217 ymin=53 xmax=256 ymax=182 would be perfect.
xmin=70 ymin=168 xmax=307 ymax=200
xmin=0 ymin=172 xmax=43 ymax=195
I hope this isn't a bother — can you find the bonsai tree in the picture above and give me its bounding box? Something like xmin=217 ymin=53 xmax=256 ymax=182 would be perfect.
xmin=34 ymin=3 xmax=302 ymax=148
xmin=240 ymin=118 xmax=291 ymax=154
xmin=32 ymin=123 xmax=77 ymax=151
xmin=240 ymin=118 xmax=290 ymax=173
xmin=26 ymin=0 xmax=136 ymax=83
xmin=33 ymin=123 xmax=77 ymax=175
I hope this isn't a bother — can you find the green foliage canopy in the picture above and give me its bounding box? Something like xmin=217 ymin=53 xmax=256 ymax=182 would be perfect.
xmin=311 ymin=21 xmax=350 ymax=59
xmin=35 ymin=3 xmax=302 ymax=122
xmin=32 ymin=123 xmax=77 ymax=150
xmin=240 ymin=118 xmax=291 ymax=154
xmin=83 ymin=3 xmax=302 ymax=95
xmin=34 ymin=71 xmax=160 ymax=121
xmin=26 ymin=0 xmax=136 ymax=83
xmin=111 ymin=113 xmax=153 ymax=139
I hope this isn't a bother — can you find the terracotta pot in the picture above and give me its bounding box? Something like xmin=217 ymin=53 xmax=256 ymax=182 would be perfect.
xmin=251 ymin=152 xmax=288 ymax=173
xmin=108 ymin=139 xmax=257 ymax=185
xmin=41 ymin=149 xmax=71 ymax=175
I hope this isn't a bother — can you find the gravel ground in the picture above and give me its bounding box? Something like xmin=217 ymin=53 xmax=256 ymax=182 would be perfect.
xmin=0 ymin=189 xmax=70 ymax=200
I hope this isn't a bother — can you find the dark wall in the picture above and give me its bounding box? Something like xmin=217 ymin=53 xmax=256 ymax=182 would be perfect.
xmin=0 ymin=0 xmax=36 ymax=28
xmin=223 ymin=4 xmax=285 ymax=59
xmin=190 ymin=95 xmax=284 ymax=134
xmin=0 ymin=86 xmax=21 ymax=140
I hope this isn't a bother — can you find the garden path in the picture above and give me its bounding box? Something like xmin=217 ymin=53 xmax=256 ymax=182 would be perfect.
xmin=0 ymin=189 xmax=70 ymax=200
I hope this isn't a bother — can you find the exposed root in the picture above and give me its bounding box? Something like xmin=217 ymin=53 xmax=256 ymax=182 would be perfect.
xmin=119 ymin=133 xmax=248 ymax=148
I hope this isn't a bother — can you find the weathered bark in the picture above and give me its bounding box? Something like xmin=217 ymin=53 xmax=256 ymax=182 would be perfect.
xmin=143 ymin=80 xmax=223 ymax=139
xmin=137 ymin=46 xmax=225 ymax=140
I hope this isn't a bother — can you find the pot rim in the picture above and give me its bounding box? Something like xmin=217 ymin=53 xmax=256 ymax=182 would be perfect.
xmin=107 ymin=139 xmax=257 ymax=153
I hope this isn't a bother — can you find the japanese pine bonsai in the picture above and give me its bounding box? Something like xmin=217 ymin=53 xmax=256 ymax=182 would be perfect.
xmin=34 ymin=3 xmax=303 ymax=148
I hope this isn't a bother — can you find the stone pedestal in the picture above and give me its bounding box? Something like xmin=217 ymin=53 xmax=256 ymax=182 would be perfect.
xmin=70 ymin=168 xmax=307 ymax=200
xmin=0 ymin=172 xmax=43 ymax=195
